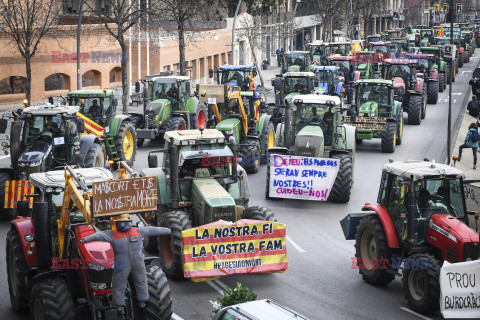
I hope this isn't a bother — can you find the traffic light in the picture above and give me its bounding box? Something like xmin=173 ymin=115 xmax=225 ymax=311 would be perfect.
xmin=443 ymin=3 xmax=448 ymax=12
xmin=435 ymin=3 xmax=440 ymax=12
xmin=456 ymin=3 xmax=462 ymax=13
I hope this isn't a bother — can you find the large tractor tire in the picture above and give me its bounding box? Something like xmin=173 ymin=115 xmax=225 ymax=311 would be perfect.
xmin=6 ymin=228 xmax=29 ymax=313
xmin=140 ymin=265 xmax=173 ymax=320
xmin=114 ymin=121 xmax=137 ymax=167
xmin=438 ymin=73 xmax=445 ymax=93
xmin=165 ymin=117 xmax=186 ymax=132
xmin=242 ymin=206 xmax=275 ymax=221
xmin=240 ymin=139 xmax=261 ymax=174
xmin=427 ymin=81 xmax=438 ymax=104
xmin=446 ymin=66 xmax=451 ymax=84
xmin=396 ymin=113 xmax=404 ymax=146
xmin=30 ymin=278 xmax=75 ymax=320
xmin=407 ymin=95 xmax=422 ymax=125
xmin=84 ymin=143 xmax=104 ymax=168
xmin=328 ymin=154 xmax=352 ymax=203
xmin=261 ymin=122 xmax=275 ymax=163
xmin=421 ymin=84 xmax=427 ymax=119
xmin=402 ymin=253 xmax=441 ymax=314
xmin=355 ymin=215 xmax=395 ymax=286
xmin=0 ymin=172 xmax=11 ymax=220
xmin=158 ymin=211 xmax=191 ymax=280
xmin=381 ymin=122 xmax=396 ymax=153
xmin=458 ymin=53 xmax=463 ymax=68
xmin=192 ymin=103 xmax=207 ymax=129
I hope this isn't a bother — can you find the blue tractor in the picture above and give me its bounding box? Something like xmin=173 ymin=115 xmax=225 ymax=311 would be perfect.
xmin=209 ymin=64 xmax=266 ymax=101
xmin=310 ymin=65 xmax=345 ymax=96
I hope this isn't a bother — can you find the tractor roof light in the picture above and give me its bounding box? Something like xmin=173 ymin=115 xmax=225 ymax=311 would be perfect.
xmin=293 ymin=99 xmax=303 ymax=105
xmin=326 ymin=100 xmax=336 ymax=106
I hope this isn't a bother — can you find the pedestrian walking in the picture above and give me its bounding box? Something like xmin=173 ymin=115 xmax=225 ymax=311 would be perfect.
xmin=276 ymin=48 xmax=282 ymax=67
xmin=467 ymin=96 xmax=480 ymax=118
xmin=458 ymin=123 xmax=480 ymax=169
xmin=469 ymin=77 xmax=480 ymax=100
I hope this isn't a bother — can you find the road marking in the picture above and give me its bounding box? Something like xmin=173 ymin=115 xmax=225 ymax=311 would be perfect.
xmin=212 ymin=279 xmax=228 ymax=291
xmin=452 ymin=92 xmax=462 ymax=95
xmin=0 ymin=155 xmax=9 ymax=160
xmin=206 ymin=280 xmax=224 ymax=294
xmin=400 ymin=307 xmax=433 ymax=320
xmin=461 ymin=70 xmax=473 ymax=74
xmin=286 ymin=235 xmax=306 ymax=253
xmin=172 ymin=313 xmax=185 ymax=320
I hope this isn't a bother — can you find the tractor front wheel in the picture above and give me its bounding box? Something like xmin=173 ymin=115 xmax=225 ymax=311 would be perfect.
xmin=459 ymin=53 xmax=464 ymax=68
xmin=328 ymin=154 xmax=352 ymax=203
xmin=407 ymin=95 xmax=422 ymax=125
xmin=7 ymin=228 xmax=28 ymax=312
xmin=137 ymin=265 xmax=173 ymax=320
xmin=114 ymin=121 xmax=137 ymax=166
xmin=84 ymin=143 xmax=104 ymax=168
xmin=166 ymin=117 xmax=186 ymax=132
xmin=30 ymin=278 xmax=75 ymax=320
xmin=381 ymin=122 xmax=396 ymax=153
xmin=355 ymin=215 xmax=395 ymax=286
xmin=438 ymin=73 xmax=445 ymax=92
xmin=402 ymin=253 xmax=441 ymax=314
xmin=427 ymin=81 xmax=438 ymax=104
xmin=158 ymin=211 xmax=192 ymax=280
xmin=240 ymin=139 xmax=261 ymax=174
xmin=193 ymin=103 xmax=208 ymax=129
xmin=242 ymin=206 xmax=276 ymax=221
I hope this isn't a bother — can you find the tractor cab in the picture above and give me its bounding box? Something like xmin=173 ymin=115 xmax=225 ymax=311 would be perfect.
xmin=329 ymin=56 xmax=354 ymax=83
xmin=284 ymin=51 xmax=311 ymax=73
xmin=310 ymin=66 xmax=344 ymax=96
xmin=272 ymin=72 xmax=317 ymax=106
xmin=385 ymin=29 xmax=404 ymax=41
xmin=307 ymin=41 xmax=328 ymax=65
xmin=149 ymin=75 xmax=191 ymax=111
xmin=67 ymin=89 xmax=118 ymax=126
xmin=212 ymin=64 xmax=257 ymax=93
xmin=354 ymin=80 xmax=393 ymax=110
xmin=328 ymin=42 xmax=351 ymax=56
xmin=383 ymin=59 xmax=419 ymax=92
xmin=367 ymin=41 xmax=392 ymax=54
xmin=404 ymin=53 xmax=436 ymax=78
xmin=366 ymin=34 xmax=383 ymax=44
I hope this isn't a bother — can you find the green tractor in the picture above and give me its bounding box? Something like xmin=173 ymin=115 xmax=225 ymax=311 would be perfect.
xmin=267 ymin=94 xmax=356 ymax=203
xmin=418 ymin=46 xmax=448 ymax=89
xmin=198 ymin=84 xmax=275 ymax=173
xmin=344 ymin=79 xmax=403 ymax=153
xmin=66 ymin=89 xmax=137 ymax=166
xmin=306 ymin=41 xmax=328 ymax=66
xmin=141 ymin=129 xmax=276 ymax=279
xmin=133 ymin=73 xmax=207 ymax=146
xmin=271 ymin=72 xmax=317 ymax=106
xmin=282 ymin=51 xmax=312 ymax=74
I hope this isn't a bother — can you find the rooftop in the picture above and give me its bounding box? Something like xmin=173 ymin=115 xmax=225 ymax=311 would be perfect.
xmin=23 ymin=104 xmax=79 ymax=116
xmin=164 ymin=129 xmax=226 ymax=145
xmin=383 ymin=160 xmax=465 ymax=180
xmin=293 ymin=94 xmax=341 ymax=105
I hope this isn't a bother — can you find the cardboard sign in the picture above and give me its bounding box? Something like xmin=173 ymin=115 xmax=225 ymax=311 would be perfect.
xmin=182 ymin=219 xmax=288 ymax=281
xmin=440 ymin=260 xmax=480 ymax=318
xmin=351 ymin=52 xmax=389 ymax=64
xmin=53 ymin=137 xmax=65 ymax=145
xmin=92 ymin=176 xmax=157 ymax=217
xmin=268 ymin=155 xmax=339 ymax=201
xmin=197 ymin=84 xmax=226 ymax=103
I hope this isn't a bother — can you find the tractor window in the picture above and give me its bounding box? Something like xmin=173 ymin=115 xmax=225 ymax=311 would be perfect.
xmin=219 ymin=309 xmax=249 ymax=320
xmin=296 ymin=104 xmax=334 ymax=145
xmin=371 ymin=45 xmax=388 ymax=53
xmin=152 ymin=80 xmax=178 ymax=101
xmin=357 ymin=84 xmax=389 ymax=106
xmin=283 ymin=77 xmax=309 ymax=95
xmin=385 ymin=64 xmax=410 ymax=82
xmin=220 ymin=70 xmax=248 ymax=90
xmin=315 ymin=70 xmax=334 ymax=86
xmin=287 ymin=52 xmax=305 ymax=66
xmin=311 ymin=46 xmax=325 ymax=56
xmin=385 ymin=174 xmax=409 ymax=237
xmin=70 ymin=97 xmax=103 ymax=119
xmin=218 ymin=98 xmax=247 ymax=119
xmin=103 ymin=97 xmax=114 ymax=118
xmin=415 ymin=178 xmax=466 ymax=219
xmin=331 ymin=44 xmax=346 ymax=56
xmin=24 ymin=115 xmax=64 ymax=151
xmin=417 ymin=58 xmax=428 ymax=69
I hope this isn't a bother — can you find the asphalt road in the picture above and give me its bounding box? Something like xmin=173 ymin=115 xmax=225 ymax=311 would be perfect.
xmin=0 ymin=51 xmax=479 ymax=320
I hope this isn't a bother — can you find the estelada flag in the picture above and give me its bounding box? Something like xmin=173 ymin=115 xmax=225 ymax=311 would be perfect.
xmin=438 ymin=25 xmax=445 ymax=37
xmin=182 ymin=219 xmax=288 ymax=281
xmin=77 ymin=112 xmax=105 ymax=138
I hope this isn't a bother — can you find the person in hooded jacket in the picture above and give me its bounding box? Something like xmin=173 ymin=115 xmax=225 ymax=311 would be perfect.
xmin=458 ymin=122 xmax=480 ymax=169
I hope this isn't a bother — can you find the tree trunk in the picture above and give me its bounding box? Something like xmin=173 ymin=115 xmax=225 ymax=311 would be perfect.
xmin=119 ymin=38 xmax=129 ymax=114
xmin=178 ymin=20 xmax=186 ymax=76
xmin=251 ymin=50 xmax=264 ymax=87
xmin=25 ymin=56 xmax=31 ymax=106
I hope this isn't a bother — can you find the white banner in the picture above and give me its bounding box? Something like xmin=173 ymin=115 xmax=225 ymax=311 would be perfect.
xmin=268 ymin=155 xmax=339 ymax=201
xmin=440 ymin=260 xmax=480 ymax=319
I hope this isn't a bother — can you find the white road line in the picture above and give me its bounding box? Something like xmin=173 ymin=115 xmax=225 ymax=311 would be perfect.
xmin=286 ymin=235 xmax=306 ymax=253
xmin=172 ymin=313 xmax=185 ymax=320
xmin=206 ymin=280 xmax=224 ymax=294
xmin=400 ymin=307 xmax=433 ymax=320
xmin=0 ymin=155 xmax=9 ymax=160
xmin=212 ymin=279 xmax=228 ymax=291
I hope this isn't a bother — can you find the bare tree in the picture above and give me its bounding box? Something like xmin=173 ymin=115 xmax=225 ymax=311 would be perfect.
xmin=238 ymin=14 xmax=266 ymax=86
xmin=86 ymin=0 xmax=153 ymax=113
xmin=275 ymin=10 xmax=298 ymax=50
xmin=0 ymin=0 xmax=60 ymax=105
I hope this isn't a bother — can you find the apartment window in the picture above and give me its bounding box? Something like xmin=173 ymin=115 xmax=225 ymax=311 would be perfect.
xmin=63 ymin=0 xmax=79 ymax=14
xmin=97 ymin=0 xmax=111 ymax=15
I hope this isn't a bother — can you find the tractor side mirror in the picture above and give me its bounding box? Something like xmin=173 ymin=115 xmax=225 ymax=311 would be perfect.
xmin=76 ymin=118 xmax=85 ymax=133
xmin=148 ymin=154 xmax=158 ymax=168
xmin=143 ymin=85 xmax=149 ymax=100
xmin=185 ymin=81 xmax=191 ymax=95
xmin=135 ymin=81 xmax=141 ymax=93
xmin=0 ymin=119 xmax=7 ymax=133
xmin=48 ymin=97 xmax=54 ymax=104
xmin=392 ymin=186 xmax=402 ymax=201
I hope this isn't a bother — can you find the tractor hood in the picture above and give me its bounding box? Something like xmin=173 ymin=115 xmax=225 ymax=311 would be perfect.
xmin=288 ymin=65 xmax=301 ymax=72
xmin=392 ymin=77 xmax=405 ymax=89
xmin=145 ymin=99 xmax=171 ymax=124
xmin=359 ymin=101 xmax=378 ymax=115
xmin=18 ymin=150 xmax=47 ymax=166
xmin=216 ymin=118 xmax=240 ymax=131
xmin=294 ymin=125 xmax=324 ymax=157
xmin=284 ymin=92 xmax=300 ymax=105
xmin=428 ymin=214 xmax=479 ymax=243
xmin=191 ymin=178 xmax=236 ymax=225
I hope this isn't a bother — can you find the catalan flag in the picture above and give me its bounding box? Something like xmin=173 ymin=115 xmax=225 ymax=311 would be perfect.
xmin=5 ymin=180 xmax=34 ymax=209
xmin=77 ymin=112 xmax=105 ymax=138
xmin=438 ymin=25 xmax=445 ymax=37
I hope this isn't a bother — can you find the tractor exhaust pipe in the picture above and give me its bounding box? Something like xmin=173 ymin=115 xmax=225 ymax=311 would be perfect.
xmin=169 ymin=143 xmax=179 ymax=208
xmin=284 ymin=101 xmax=292 ymax=148
xmin=407 ymin=177 xmax=415 ymax=252
xmin=10 ymin=120 xmax=22 ymax=173
xmin=33 ymin=202 xmax=51 ymax=271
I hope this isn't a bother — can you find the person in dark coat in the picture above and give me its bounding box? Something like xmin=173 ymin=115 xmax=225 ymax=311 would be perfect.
xmin=458 ymin=123 xmax=480 ymax=169
xmin=469 ymin=77 xmax=480 ymax=100
xmin=80 ymin=214 xmax=170 ymax=309
xmin=467 ymin=96 xmax=480 ymax=118
xmin=276 ymin=48 xmax=282 ymax=67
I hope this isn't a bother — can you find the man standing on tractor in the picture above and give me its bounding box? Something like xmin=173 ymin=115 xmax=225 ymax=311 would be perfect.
xmin=81 ymin=214 xmax=171 ymax=314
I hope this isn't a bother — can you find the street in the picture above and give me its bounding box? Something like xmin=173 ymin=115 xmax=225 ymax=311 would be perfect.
xmin=0 ymin=50 xmax=477 ymax=320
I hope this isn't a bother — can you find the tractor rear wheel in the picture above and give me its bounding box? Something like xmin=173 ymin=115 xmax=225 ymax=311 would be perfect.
xmin=407 ymin=95 xmax=422 ymax=125
xmin=7 ymin=228 xmax=28 ymax=313
xmin=396 ymin=113 xmax=404 ymax=145
xmin=355 ymin=215 xmax=395 ymax=286
xmin=114 ymin=121 xmax=137 ymax=167
xmin=381 ymin=122 xmax=396 ymax=153
xmin=261 ymin=122 xmax=275 ymax=164
xmin=241 ymin=139 xmax=261 ymax=174
xmin=459 ymin=53 xmax=464 ymax=68
xmin=242 ymin=206 xmax=276 ymax=221
xmin=438 ymin=73 xmax=445 ymax=92
xmin=402 ymin=253 xmax=441 ymax=314
xmin=0 ymin=172 xmax=11 ymax=220
xmin=30 ymin=278 xmax=75 ymax=320
xmin=192 ymin=103 xmax=208 ymax=129
xmin=328 ymin=154 xmax=352 ymax=203
xmin=158 ymin=211 xmax=191 ymax=280
xmin=166 ymin=117 xmax=186 ymax=132
xmin=84 ymin=143 xmax=104 ymax=168
xmin=421 ymin=85 xmax=427 ymax=119
xmin=138 ymin=265 xmax=173 ymax=320
xmin=427 ymin=81 xmax=438 ymax=104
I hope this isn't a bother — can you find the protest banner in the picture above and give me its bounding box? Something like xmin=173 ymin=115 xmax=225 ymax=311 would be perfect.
xmin=182 ymin=219 xmax=288 ymax=281
xmin=92 ymin=176 xmax=157 ymax=217
xmin=268 ymin=155 xmax=339 ymax=201
xmin=440 ymin=260 xmax=480 ymax=319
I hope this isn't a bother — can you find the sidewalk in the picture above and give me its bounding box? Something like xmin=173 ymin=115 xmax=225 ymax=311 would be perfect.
xmin=256 ymin=65 xmax=282 ymax=91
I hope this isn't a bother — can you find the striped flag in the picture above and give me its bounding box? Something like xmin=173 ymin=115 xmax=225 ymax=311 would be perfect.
xmin=249 ymin=70 xmax=255 ymax=91
xmin=438 ymin=25 xmax=445 ymax=37
xmin=77 ymin=112 xmax=105 ymax=138
xmin=5 ymin=180 xmax=34 ymax=209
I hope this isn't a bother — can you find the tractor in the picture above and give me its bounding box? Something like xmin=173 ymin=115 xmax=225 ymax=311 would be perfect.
xmin=404 ymin=53 xmax=440 ymax=104
xmin=419 ymin=46 xmax=449 ymax=87
xmin=141 ymin=129 xmax=277 ymax=279
xmin=198 ymin=84 xmax=275 ymax=173
xmin=0 ymin=104 xmax=103 ymax=219
xmin=271 ymin=71 xmax=318 ymax=107
xmin=350 ymin=51 xmax=387 ymax=81
xmin=209 ymin=64 xmax=266 ymax=102
xmin=66 ymin=89 xmax=137 ymax=167
xmin=382 ymin=58 xmax=427 ymax=125
xmin=328 ymin=55 xmax=355 ymax=103
xmin=367 ymin=41 xmax=394 ymax=57
xmin=341 ymin=160 xmax=479 ymax=314
xmin=344 ymin=79 xmax=403 ymax=153
xmin=6 ymin=164 xmax=173 ymax=319
xmin=432 ymin=37 xmax=459 ymax=77
xmin=309 ymin=65 xmax=345 ymax=96
xmin=307 ymin=40 xmax=328 ymax=66
xmin=266 ymin=94 xmax=356 ymax=203
xmin=366 ymin=34 xmax=385 ymax=44
xmin=283 ymin=51 xmax=312 ymax=74
xmin=328 ymin=42 xmax=352 ymax=57
xmin=133 ymin=73 xmax=207 ymax=146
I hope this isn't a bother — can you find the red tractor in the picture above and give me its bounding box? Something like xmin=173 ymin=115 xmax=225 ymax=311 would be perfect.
xmin=383 ymin=59 xmax=427 ymax=125
xmin=341 ymin=160 xmax=479 ymax=314
xmin=404 ymin=53 xmax=440 ymax=104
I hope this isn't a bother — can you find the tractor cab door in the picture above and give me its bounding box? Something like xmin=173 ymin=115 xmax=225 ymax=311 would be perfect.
xmin=178 ymin=81 xmax=188 ymax=109
xmin=103 ymin=96 xmax=115 ymax=120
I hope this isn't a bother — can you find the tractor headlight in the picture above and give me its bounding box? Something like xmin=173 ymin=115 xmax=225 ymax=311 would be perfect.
xmin=90 ymin=282 xmax=107 ymax=290
xmin=30 ymin=161 xmax=42 ymax=167
xmin=370 ymin=112 xmax=376 ymax=117
xmin=24 ymin=234 xmax=34 ymax=242
xmin=224 ymin=130 xmax=234 ymax=135
xmin=359 ymin=112 xmax=368 ymax=117
xmin=18 ymin=162 xmax=25 ymax=167
xmin=88 ymin=263 xmax=106 ymax=271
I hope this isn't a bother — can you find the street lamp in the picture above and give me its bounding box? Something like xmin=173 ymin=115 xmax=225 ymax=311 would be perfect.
xmin=76 ymin=0 xmax=85 ymax=90
xmin=291 ymin=0 xmax=301 ymax=51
